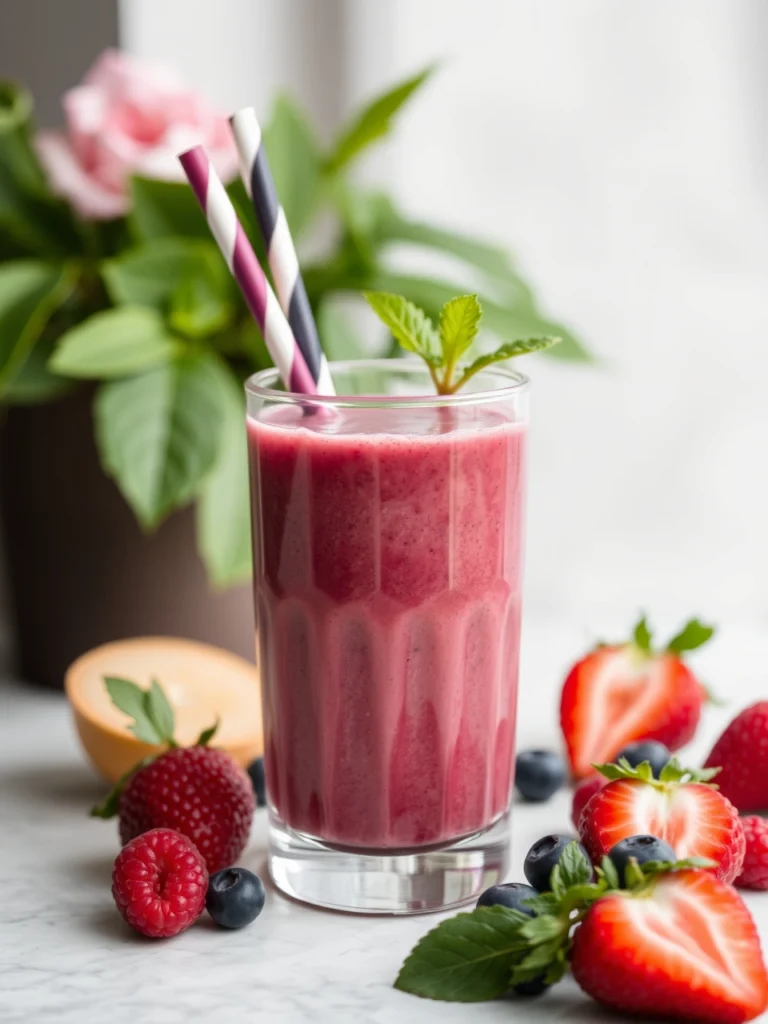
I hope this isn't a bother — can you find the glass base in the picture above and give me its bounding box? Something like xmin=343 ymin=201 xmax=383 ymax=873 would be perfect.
xmin=268 ymin=810 xmax=512 ymax=915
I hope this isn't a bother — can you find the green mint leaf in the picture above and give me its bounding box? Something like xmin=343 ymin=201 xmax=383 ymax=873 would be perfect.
xmin=558 ymin=840 xmax=594 ymax=888
xmin=666 ymin=618 xmax=715 ymax=654
xmin=146 ymin=679 xmax=175 ymax=744
xmin=196 ymin=718 xmax=220 ymax=746
xmin=633 ymin=614 xmax=653 ymax=652
xmin=90 ymin=755 xmax=156 ymax=819
xmin=549 ymin=863 xmax=567 ymax=900
xmin=509 ymin=938 xmax=562 ymax=985
xmin=457 ymin=336 xmax=560 ymax=386
xmin=363 ymin=292 xmax=439 ymax=364
xmin=438 ymin=294 xmax=481 ymax=368
xmin=517 ymin=915 xmax=564 ymax=945
xmin=394 ymin=905 xmax=529 ymax=1002
xmin=522 ymin=892 xmax=560 ymax=916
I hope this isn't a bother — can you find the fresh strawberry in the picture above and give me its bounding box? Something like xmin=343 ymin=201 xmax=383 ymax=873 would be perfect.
xmin=578 ymin=760 xmax=745 ymax=883
xmin=571 ymin=776 xmax=606 ymax=829
xmin=736 ymin=816 xmax=768 ymax=891
xmin=704 ymin=702 xmax=768 ymax=812
xmin=571 ymin=869 xmax=768 ymax=1023
xmin=91 ymin=676 xmax=254 ymax=872
xmin=560 ymin=615 xmax=714 ymax=779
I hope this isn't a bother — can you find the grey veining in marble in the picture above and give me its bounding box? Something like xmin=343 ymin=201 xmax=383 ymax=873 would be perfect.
xmin=2 ymin=621 xmax=768 ymax=1023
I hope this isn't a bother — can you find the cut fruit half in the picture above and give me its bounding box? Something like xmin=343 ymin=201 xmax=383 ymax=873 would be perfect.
xmin=65 ymin=637 xmax=262 ymax=781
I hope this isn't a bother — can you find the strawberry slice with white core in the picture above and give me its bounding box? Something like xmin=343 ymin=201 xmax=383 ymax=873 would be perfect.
xmin=571 ymin=870 xmax=768 ymax=1024
xmin=579 ymin=760 xmax=745 ymax=884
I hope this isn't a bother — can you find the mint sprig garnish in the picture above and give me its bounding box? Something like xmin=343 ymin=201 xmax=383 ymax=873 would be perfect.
xmin=90 ymin=676 xmax=218 ymax=819
xmin=395 ymin=844 xmax=716 ymax=1002
xmin=364 ymin=291 xmax=560 ymax=394
xmin=593 ymin=756 xmax=721 ymax=789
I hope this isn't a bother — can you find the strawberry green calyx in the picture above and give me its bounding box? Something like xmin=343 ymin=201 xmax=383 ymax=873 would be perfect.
xmin=394 ymin=843 xmax=717 ymax=1002
xmin=596 ymin=614 xmax=717 ymax=660
xmin=593 ymin=756 xmax=722 ymax=791
xmin=89 ymin=676 xmax=219 ymax=820
xmin=364 ymin=291 xmax=560 ymax=395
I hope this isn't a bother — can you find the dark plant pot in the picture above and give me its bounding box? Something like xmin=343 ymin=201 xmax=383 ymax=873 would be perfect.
xmin=0 ymin=386 xmax=255 ymax=688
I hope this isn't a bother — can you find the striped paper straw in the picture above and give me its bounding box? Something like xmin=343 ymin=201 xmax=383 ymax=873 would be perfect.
xmin=229 ymin=107 xmax=335 ymax=395
xmin=178 ymin=145 xmax=317 ymax=396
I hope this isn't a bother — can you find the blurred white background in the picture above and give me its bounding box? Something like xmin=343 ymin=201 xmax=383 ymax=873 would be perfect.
xmin=121 ymin=0 xmax=768 ymax=634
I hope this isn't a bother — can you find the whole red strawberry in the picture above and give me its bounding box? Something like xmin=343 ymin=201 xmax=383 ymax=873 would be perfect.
xmin=704 ymin=702 xmax=768 ymax=812
xmin=91 ymin=676 xmax=255 ymax=873
xmin=118 ymin=746 xmax=254 ymax=872
xmin=571 ymin=869 xmax=768 ymax=1023
xmin=112 ymin=827 xmax=208 ymax=938
xmin=736 ymin=816 xmax=768 ymax=891
xmin=579 ymin=759 xmax=745 ymax=884
xmin=560 ymin=615 xmax=713 ymax=779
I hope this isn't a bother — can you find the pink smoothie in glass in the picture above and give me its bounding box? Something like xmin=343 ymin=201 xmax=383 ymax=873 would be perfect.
xmin=248 ymin=404 xmax=526 ymax=850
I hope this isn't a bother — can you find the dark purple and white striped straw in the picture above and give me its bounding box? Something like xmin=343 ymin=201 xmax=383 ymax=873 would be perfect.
xmin=230 ymin=107 xmax=335 ymax=395
xmin=178 ymin=145 xmax=316 ymax=396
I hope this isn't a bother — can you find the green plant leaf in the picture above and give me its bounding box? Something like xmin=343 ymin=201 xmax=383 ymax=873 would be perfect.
xmin=595 ymin=756 xmax=721 ymax=788
xmin=263 ymin=95 xmax=321 ymax=239
xmin=146 ymin=678 xmax=175 ymax=744
xmin=169 ymin=272 xmax=232 ymax=339
xmin=196 ymin=362 xmax=252 ymax=587
xmin=395 ymin=905 xmax=529 ymax=1002
xmin=633 ymin=614 xmax=653 ymax=652
xmin=326 ymin=66 xmax=435 ymax=172
xmin=129 ymin=177 xmax=216 ymax=242
xmin=598 ymin=855 xmax=621 ymax=890
xmin=0 ymin=261 xmax=75 ymax=396
xmin=102 ymin=237 xmax=232 ymax=311
xmin=103 ymin=676 xmax=167 ymax=745
xmin=95 ymin=351 xmax=225 ymax=529
xmin=666 ymin=618 xmax=715 ymax=655
xmin=438 ymin=294 xmax=481 ymax=367
xmin=316 ymin=299 xmax=366 ymax=361
xmin=49 ymin=306 xmax=178 ymax=379
xmin=0 ymin=82 xmax=84 ymax=257
xmin=363 ymin=292 xmax=439 ymax=363
xmin=90 ymin=755 xmax=156 ymax=819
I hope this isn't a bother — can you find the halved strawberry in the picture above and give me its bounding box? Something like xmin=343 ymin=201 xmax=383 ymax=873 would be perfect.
xmin=571 ymin=869 xmax=768 ymax=1024
xmin=704 ymin=702 xmax=768 ymax=812
xmin=561 ymin=615 xmax=714 ymax=779
xmin=578 ymin=760 xmax=745 ymax=883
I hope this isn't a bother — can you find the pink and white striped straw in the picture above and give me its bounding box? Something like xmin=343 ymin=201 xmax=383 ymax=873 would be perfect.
xmin=178 ymin=145 xmax=317 ymax=395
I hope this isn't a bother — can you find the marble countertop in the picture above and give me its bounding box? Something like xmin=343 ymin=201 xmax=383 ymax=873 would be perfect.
xmin=2 ymin=619 xmax=768 ymax=1024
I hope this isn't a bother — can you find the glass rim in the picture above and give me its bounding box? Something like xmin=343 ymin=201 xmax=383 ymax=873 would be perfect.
xmin=245 ymin=358 xmax=530 ymax=409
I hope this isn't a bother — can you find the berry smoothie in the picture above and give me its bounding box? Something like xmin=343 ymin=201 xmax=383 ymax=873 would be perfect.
xmin=248 ymin=400 xmax=526 ymax=850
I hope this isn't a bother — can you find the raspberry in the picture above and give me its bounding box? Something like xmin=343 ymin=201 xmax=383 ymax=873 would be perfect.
xmin=119 ymin=746 xmax=255 ymax=873
xmin=735 ymin=816 xmax=768 ymax=890
xmin=112 ymin=828 xmax=208 ymax=938
xmin=572 ymin=776 xmax=606 ymax=830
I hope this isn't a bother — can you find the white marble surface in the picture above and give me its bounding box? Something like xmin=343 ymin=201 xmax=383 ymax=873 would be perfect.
xmin=2 ymin=619 xmax=768 ymax=1023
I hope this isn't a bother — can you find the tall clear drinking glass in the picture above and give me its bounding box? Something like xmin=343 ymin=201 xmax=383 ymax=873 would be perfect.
xmin=245 ymin=360 xmax=529 ymax=914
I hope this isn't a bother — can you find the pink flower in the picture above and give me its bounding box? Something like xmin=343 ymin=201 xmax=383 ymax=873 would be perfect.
xmin=36 ymin=50 xmax=238 ymax=220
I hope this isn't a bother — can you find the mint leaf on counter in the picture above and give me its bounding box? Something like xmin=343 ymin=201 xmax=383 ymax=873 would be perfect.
xmin=394 ymin=905 xmax=530 ymax=1002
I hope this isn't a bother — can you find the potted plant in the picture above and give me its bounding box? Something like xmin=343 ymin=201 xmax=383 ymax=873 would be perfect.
xmin=0 ymin=50 xmax=588 ymax=687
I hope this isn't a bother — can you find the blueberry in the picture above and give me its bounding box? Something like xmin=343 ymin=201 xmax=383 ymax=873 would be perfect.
xmin=513 ymin=977 xmax=550 ymax=997
xmin=514 ymin=749 xmax=566 ymax=802
xmin=476 ymin=881 xmax=539 ymax=914
xmin=247 ymin=756 xmax=267 ymax=807
xmin=206 ymin=867 xmax=266 ymax=929
xmin=616 ymin=740 xmax=671 ymax=778
xmin=524 ymin=834 xmax=592 ymax=892
xmin=608 ymin=834 xmax=676 ymax=887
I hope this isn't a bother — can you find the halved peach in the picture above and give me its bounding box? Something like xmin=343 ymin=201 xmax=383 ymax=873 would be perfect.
xmin=65 ymin=636 xmax=262 ymax=782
